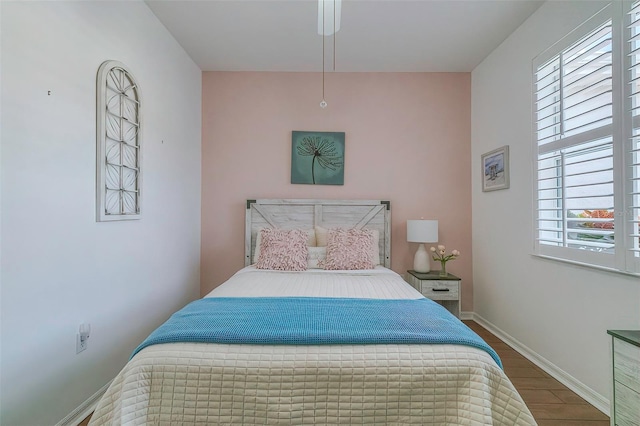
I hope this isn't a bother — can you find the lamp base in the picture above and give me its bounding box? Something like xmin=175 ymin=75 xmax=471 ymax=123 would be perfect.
xmin=413 ymin=244 xmax=431 ymax=273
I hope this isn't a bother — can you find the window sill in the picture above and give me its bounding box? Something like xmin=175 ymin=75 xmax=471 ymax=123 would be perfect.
xmin=531 ymin=253 xmax=640 ymax=278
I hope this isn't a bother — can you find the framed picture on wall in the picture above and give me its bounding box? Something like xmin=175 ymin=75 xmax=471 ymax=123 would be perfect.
xmin=481 ymin=145 xmax=510 ymax=192
xmin=291 ymin=131 xmax=345 ymax=185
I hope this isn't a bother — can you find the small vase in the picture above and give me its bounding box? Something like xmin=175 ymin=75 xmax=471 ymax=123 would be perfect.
xmin=439 ymin=260 xmax=447 ymax=277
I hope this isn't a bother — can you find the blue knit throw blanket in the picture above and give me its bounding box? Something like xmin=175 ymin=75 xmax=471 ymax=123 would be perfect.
xmin=132 ymin=297 xmax=502 ymax=368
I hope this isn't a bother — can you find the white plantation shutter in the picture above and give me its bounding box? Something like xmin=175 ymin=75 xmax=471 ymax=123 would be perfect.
xmin=534 ymin=11 xmax=616 ymax=268
xmin=533 ymin=2 xmax=640 ymax=274
xmin=538 ymin=138 xmax=615 ymax=249
xmin=535 ymin=21 xmax=613 ymax=147
xmin=626 ymin=1 xmax=640 ymax=271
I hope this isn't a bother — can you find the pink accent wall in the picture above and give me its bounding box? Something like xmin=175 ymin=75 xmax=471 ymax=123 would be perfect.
xmin=202 ymin=72 xmax=473 ymax=310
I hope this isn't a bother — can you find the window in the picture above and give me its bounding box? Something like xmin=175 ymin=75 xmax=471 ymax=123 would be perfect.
xmin=533 ymin=3 xmax=640 ymax=274
xmin=96 ymin=60 xmax=141 ymax=222
xmin=627 ymin=2 xmax=640 ymax=271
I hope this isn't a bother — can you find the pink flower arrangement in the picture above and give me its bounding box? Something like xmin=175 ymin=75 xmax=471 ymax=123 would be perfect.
xmin=430 ymin=245 xmax=460 ymax=276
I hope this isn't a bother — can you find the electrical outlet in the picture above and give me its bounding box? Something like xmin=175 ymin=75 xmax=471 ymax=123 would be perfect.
xmin=76 ymin=323 xmax=90 ymax=354
xmin=76 ymin=333 xmax=87 ymax=353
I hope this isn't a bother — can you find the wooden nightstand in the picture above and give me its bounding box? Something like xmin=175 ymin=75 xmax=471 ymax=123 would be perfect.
xmin=607 ymin=330 xmax=640 ymax=426
xmin=406 ymin=270 xmax=461 ymax=318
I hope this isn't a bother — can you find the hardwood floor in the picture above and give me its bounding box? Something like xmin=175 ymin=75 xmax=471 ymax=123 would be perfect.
xmin=78 ymin=414 xmax=91 ymax=426
xmin=78 ymin=321 xmax=609 ymax=425
xmin=464 ymin=320 xmax=610 ymax=425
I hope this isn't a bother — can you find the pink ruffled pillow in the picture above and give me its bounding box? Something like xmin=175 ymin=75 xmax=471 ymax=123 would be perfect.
xmin=254 ymin=228 xmax=309 ymax=271
xmin=323 ymin=228 xmax=375 ymax=270
xmin=316 ymin=225 xmax=380 ymax=265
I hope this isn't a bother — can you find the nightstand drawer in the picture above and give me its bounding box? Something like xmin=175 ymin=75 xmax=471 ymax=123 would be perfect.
xmin=608 ymin=330 xmax=640 ymax=426
xmin=614 ymin=339 xmax=640 ymax=393
xmin=419 ymin=280 xmax=459 ymax=300
xmin=614 ymin=381 xmax=640 ymax=425
xmin=405 ymin=271 xmax=461 ymax=318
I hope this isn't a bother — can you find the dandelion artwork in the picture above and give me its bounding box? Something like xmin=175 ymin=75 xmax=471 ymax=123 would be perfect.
xmin=291 ymin=131 xmax=345 ymax=185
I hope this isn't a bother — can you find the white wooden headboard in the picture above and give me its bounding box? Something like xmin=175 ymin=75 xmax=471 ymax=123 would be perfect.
xmin=245 ymin=199 xmax=391 ymax=267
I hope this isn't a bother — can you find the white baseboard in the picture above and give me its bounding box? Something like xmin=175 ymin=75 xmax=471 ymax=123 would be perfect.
xmin=472 ymin=313 xmax=610 ymax=416
xmin=460 ymin=311 xmax=474 ymax=320
xmin=56 ymin=380 xmax=112 ymax=426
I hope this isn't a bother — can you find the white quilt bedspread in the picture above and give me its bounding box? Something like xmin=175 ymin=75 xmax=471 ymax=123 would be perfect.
xmin=206 ymin=267 xmax=423 ymax=300
xmin=90 ymin=268 xmax=536 ymax=425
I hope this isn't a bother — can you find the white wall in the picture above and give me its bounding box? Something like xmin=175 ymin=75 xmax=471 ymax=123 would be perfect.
xmin=0 ymin=2 xmax=202 ymax=424
xmin=472 ymin=0 xmax=640 ymax=412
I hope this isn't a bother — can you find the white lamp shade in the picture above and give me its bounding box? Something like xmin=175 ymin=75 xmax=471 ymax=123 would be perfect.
xmin=407 ymin=220 xmax=438 ymax=243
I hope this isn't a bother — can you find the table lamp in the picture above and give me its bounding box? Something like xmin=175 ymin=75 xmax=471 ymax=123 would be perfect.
xmin=407 ymin=219 xmax=438 ymax=273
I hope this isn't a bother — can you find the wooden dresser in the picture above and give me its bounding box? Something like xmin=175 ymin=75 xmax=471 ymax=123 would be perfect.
xmin=607 ymin=330 xmax=640 ymax=426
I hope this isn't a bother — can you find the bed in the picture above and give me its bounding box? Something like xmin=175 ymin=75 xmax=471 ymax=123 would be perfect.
xmin=89 ymin=199 xmax=536 ymax=425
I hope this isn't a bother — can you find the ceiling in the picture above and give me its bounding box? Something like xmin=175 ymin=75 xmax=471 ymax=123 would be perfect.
xmin=145 ymin=0 xmax=544 ymax=72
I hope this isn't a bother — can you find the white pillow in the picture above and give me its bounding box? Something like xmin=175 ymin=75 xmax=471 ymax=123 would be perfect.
xmin=315 ymin=226 xmax=380 ymax=265
xmin=315 ymin=225 xmax=329 ymax=247
xmin=307 ymin=247 xmax=327 ymax=269
xmin=253 ymin=228 xmax=316 ymax=264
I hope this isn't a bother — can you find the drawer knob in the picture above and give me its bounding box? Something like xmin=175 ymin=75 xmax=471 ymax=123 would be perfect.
xmin=432 ymin=288 xmax=450 ymax=292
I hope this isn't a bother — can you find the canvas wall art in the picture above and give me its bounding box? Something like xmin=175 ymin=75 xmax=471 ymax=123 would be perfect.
xmin=482 ymin=145 xmax=510 ymax=192
xmin=291 ymin=131 xmax=345 ymax=185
